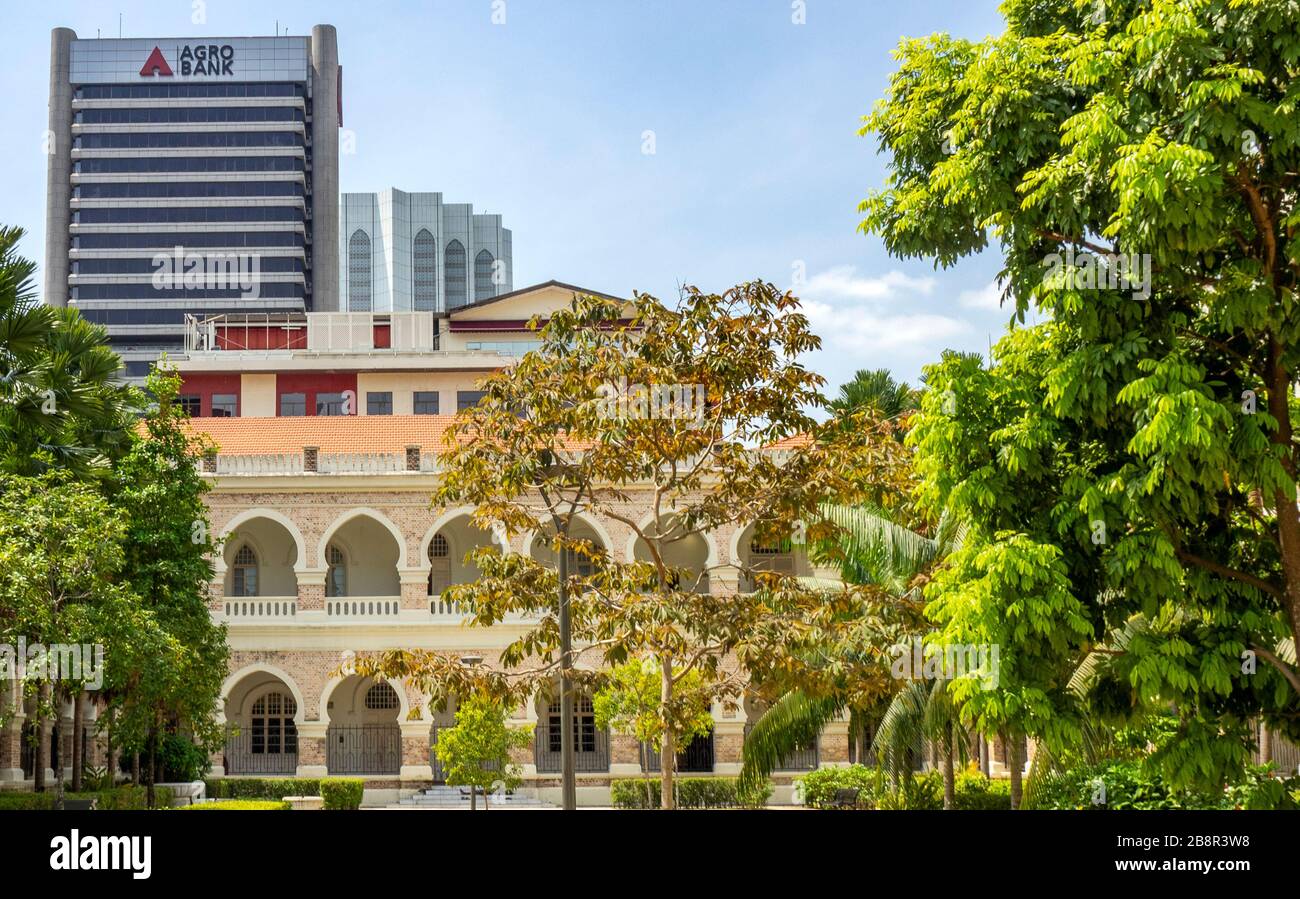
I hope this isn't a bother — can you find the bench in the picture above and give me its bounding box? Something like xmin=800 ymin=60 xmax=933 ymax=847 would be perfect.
xmin=62 ymin=798 xmax=98 ymax=811
xmin=830 ymin=788 xmax=861 ymax=809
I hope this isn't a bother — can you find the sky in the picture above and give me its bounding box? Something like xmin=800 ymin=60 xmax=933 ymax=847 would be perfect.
xmin=0 ymin=0 xmax=1013 ymax=398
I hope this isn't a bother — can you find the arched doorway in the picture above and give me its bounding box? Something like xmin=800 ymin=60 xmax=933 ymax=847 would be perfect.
xmin=319 ymin=512 xmax=403 ymax=616
xmin=529 ymin=518 xmax=609 ymax=578
xmin=221 ymin=515 xmax=300 ymax=610
xmin=533 ymin=689 xmax=608 ymax=773
xmin=631 ymin=515 xmax=713 ymax=594
xmin=734 ymin=522 xmax=809 ymax=592
xmin=325 ymin=676 xmax=402 ymax=775
xmin=222 ymin=670 xmax=303 ymax=775
xmin=424 ymin=513 xmax=501 ymax=615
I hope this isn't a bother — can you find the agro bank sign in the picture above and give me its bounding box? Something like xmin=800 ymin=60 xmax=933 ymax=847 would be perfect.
xmin=69 ymin=36 xmax=309 ymax=84
xmin=140 ymin=43 xmax=235 ymax=76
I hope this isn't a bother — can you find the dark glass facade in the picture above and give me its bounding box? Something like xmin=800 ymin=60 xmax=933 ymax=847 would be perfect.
xmin=67 ymin=79 xmax=314 ymax=364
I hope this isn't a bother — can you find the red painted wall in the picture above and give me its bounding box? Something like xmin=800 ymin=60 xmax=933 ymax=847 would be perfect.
xmin=216 ymin=322 xmax=307 ymax=350
xmin=178 ymin=373 xmax=242 ymax=417
xmin=275 ymin=372 xmax=358 ymax=416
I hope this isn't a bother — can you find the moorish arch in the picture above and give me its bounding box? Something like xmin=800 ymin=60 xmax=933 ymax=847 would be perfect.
xmin=525 ymin=513 xmax=615 ymax=572
xmin=624 ymin=511 xmax=718 ymax=593
xmin=316 ymin=507 xmax=409 ymax=569
xmin=219 ymin=663 xmax=307 ymax=726
xmin=420 ymin=506 xmax=510 ymax=597
xmin=214 ymin=508 xmax=308 ymax=578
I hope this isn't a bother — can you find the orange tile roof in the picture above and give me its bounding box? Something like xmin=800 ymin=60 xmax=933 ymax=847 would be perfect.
xmin=183 ymin=415 xmax=460 ymax=454
xmin=764 ymin=433 xmax=813 ymax=451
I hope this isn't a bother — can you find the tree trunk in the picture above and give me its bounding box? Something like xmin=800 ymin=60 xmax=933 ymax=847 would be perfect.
xmin=1264 ymin=340 xmax=1300 ymax=680
xmin=146 ymin=725 xmax=157 ymax=810
xmin=1006 ymin=733 xmax=1023 ymax=810
xmin=34 ymin=683 xmax=49 ymax=793
xmin=659 ymin=658 xmax=675 ymax=810
xmin=942 ymin=722 xmax=955 ymax=810
xmin=131 ymin=752 xmax=140 ymax=786
xmin=105 ymin=709 xmax=114 ymax=787
xmin=978 ymin=732 xmax=989 ymax=775
xmin=71 ymin=691 xmax=84 ymax=793
xmin=1260 ymin=722 xmax=1272 ymax=765
xmin=470 ymin=784 xmax=476 ymax=811
xmin=557 ymin=543 xmax=576 ymax=811
xmin=640 ymin=742 xmax=653 ymax=808
xmin=54 ymin=690 xmax=67 ymax=810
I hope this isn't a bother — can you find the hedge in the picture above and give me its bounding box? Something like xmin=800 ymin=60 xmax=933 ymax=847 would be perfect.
xmin=320 ymin=778 xmax=364 ymax=810
xmin=797 ymin=764 xmax=1011 ymax=810
xmin=180 ymin=800 xmax=289 ymax=811
xmin=610 ymin=777 xmax=772 ymax=809
xmin=204 ymin=778 xmax=323 ymax=800
xmin=205 ymin=777 xmax=364 ymax=808
xmin=0 ymin=785 xmax=175 ymax=810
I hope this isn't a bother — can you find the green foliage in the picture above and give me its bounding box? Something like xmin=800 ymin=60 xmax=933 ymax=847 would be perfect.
xmin=159 ymin=734 xmax=210 ymax=783
xmin=797 ymin=765 xmax=884 ymax=808
xmin=319 ymin=778 xmax=364 ymax=810
xmin=106 ymin=365 xmax=228 ymax=762
xmin=180 ymin=800 xmax=289 ymax=811
xmin=0 ymin=786 xmax=175 ymax=810
xmin=1031 ymin=760 xmax=1299 ymax=810
xmin=204 ymin=778 xmax=323 ymax=800
xmin=830 ymin=368 xmax=920 ymax=425
xmin=864 ymin=0 xmax=1300 ymax=789
xmin=610 ymin=777 xmax=772 ymax=809
xmin=593 ymin=658 xmax=715 ymax=807
xmin=87 ymin=785 xmax=174 ymax=810
xmin=433 ymin=694 xmax=531 ymax=802
xmin=0 ymin=792 xmax=56 ymax=810
xmin=797 ymin=764 xmax=1011 ymax=810
xmin=0 ymin=225 xmax=137 ymax=476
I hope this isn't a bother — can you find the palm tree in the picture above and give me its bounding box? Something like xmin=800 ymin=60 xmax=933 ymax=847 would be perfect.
xmin=738 ymin=502 xmax=963 ymax=794
xmin=829 ymin=369 xmax=920 ymax=426
xmin=0 ymin=225 xmax=136 ymax=475
xmin=871 ymin=678 xmax=970 ymax=808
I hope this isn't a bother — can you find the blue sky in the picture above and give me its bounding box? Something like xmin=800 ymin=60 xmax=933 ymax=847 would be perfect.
xmin=0 ymin=0 xmax=1012 ymax=396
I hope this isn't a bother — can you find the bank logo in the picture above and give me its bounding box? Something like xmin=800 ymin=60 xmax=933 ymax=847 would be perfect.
xmin=140 ymin=44 xmax=236 ymax=78
xmin=139 ymin=46 xmax=173 ymax=77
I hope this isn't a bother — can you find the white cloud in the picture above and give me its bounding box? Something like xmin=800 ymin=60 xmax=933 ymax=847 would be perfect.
xmin=800 ymin=265 xmax=935 ymax=301
xmin=958 ymin=281 xmax=1006 ymax=310
xmin=802 ymin=298 xmax=968 ymax=353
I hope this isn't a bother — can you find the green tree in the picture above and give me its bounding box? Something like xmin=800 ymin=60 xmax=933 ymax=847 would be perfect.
xmin=352 ymin=282 xmax=885 ymax=809
xmin=738 ymin=500 xmax=958 ymax=795
xmin=106 ymin=365 xmax=228 ymax=807
xmin=829 ymin=368 xmax=920 ymax=426
xmin=0 ymin=226 xmax=136 ymax=475
xmin=593 ymin=658 xmax=715 ymax=806
xmin=434 ymin=693 xmax=533 ymax=810
xmin=861 ymin=0 xmax=1300 ymax=791
xmin=0 ymin=471 xmax=133 ymax=803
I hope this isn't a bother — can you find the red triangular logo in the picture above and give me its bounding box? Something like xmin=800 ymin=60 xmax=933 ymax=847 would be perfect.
xmin=140 ymin=46 xmax=173 ymax=77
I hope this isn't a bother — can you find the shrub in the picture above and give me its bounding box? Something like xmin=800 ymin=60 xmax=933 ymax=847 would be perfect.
xmin=952 ymin=768 xmax=1012 ymax=810
xmin=875 ymin=772 xmax=943 ymax=810
xmin=610 ymin=777 xmax=771 ymax=809
xmin=0 ymin=792 xmax=55 ymax=810
xmin=0 ymin=786 xmax=174 ymax=810
xmin=319 ymin=778 xmax=364 ymax=810
xmin=159 ymin=734 xmax=210 ymax=782
xmin=204 ymin=778 xmax=323 ymax=800
xmin=796 ymin=765 xmax=881 ymax=808
xmin=79 ymin=785 xmax=175 ymax=809
xmin=180 ymin=800 xmax=289 ymax=810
